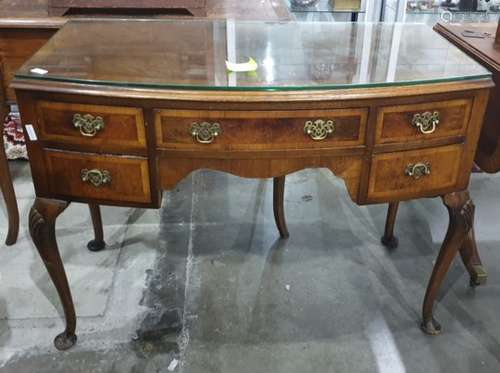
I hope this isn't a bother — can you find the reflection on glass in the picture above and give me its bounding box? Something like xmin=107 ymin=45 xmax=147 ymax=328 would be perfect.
xmin=16 ymin=19 xmax=490 ymax=91
xmin=286 ymin=0 xmax=364 ymax=13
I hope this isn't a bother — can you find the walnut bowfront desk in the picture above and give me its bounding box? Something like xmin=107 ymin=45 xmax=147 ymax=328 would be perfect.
xmin=12 ymin=20 xmax=493 ymax=350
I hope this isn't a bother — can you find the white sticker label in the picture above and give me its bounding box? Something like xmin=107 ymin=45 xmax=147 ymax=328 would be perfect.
xmin=30 ymin=68 xmax=48 ymax=75
xmin=25 ymin=124 xmax=37 ymax=141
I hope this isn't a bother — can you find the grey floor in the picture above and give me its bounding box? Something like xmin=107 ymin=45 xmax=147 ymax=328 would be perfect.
xmin=0 ymin=161 xmax=499 ymax=373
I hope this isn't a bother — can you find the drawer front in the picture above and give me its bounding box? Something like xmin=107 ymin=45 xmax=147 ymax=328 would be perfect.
xmin=36 ymin=101 xmax=146 ymax=149
xmin=45 ymin=150 xmax=151 ymax=203
xmin=375 ymin=99 xmax=472 ymax=144
xmin=367 ymin=144 xmax=463 ymax=201
xmin=155 ymin=108 xmax=368 ymax=150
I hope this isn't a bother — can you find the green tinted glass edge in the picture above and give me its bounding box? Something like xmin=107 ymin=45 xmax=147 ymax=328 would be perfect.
xmin=13 ymin=72 xmax=493 ymax=91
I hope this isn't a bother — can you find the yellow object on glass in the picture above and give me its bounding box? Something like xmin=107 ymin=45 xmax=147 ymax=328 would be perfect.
xmin=226 ymin=57 xmax=258 ymax=73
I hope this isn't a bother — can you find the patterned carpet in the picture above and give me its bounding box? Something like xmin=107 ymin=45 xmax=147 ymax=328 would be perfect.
xmin=3 ymin=112 xmax=27 ymax=160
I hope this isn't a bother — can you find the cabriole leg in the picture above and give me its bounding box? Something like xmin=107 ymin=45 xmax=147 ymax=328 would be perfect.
xmin=421 ymin=191 xmax=474 ymax=335
xmin=459 ymin=224 xmax=487 ymax=287
xmin=87 ymin=204 xmax=106 ymax=252
xmin=273 ymin=176 xmax=289 ymax=239
xmin=381 ymin=201 xmax=399 ymax=249
xmin=29 ymin=198 xmax=77 ymax=350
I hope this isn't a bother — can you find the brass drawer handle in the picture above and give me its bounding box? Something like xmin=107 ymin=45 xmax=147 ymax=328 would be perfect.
xmin=81 ymin=168 xmax=112 ymax=187
xmin=73 ymin=114 xmax=105 ymax=137
xmin=405 ymin=162 xmax=431 ymax=180
xmin=304 ymin=119 xmax=335 ymax=141
xmin=189 ymin=122 xmax=221 ymax=144
xmin=411 ymin=111 xmax=439 ymax=134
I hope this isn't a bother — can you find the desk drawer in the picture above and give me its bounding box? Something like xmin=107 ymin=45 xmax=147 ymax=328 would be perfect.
xmin=36 ymin=101 xmax=146 ymax=150
xmin=367 ymin=144 xmax=463 ymax=201
xmin=44 ymin=150 xmax=151 ymax=203
xmin=375 ymin=99 xmax=472 ymax=144
xmin=155 ymin=108 xmax=368 ymax=150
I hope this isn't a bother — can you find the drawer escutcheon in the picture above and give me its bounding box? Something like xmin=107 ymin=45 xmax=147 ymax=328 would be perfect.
xmin=304 ymin=119 xmax=336 ymax=141
xmin=73 ymin=113 xmax=105 ymax=137
xmin=81 ymin=168 xmax=112 ymax=187
xmin=411 ymin=111 xmax=440 ymax=134
xmin=405 ymin=162 xmax=431 ymax=180
xmin=189 ymin=122 xmax=221 ymax=144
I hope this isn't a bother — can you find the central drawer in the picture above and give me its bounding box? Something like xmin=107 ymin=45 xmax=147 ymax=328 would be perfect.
xmin=155 ymin=108 xmax=368 ymax=151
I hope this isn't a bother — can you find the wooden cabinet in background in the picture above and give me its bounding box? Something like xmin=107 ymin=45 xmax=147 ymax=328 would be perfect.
xmin=48 ymin=0 xmax=207 ymax=16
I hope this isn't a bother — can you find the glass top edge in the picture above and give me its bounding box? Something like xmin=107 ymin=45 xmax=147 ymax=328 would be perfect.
xmin=13 ymin=72 xmax=492 ymax=92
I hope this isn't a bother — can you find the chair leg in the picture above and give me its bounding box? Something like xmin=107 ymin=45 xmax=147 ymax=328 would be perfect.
xmin=0 ymin=132 xmax=19 ymax=245
xmin=87 ymin=204 xmax=106 ymax=251
xmin=381 ymin=202 xmax=399 ymax=249
xmin=273 ymin=176 xmax=289 ymax=239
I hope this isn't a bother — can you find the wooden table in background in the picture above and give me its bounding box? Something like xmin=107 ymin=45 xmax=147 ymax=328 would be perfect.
xmin=434 ymin=22 xmax=500 ymax=173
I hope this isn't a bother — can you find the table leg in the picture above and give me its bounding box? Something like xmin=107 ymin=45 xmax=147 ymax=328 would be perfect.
xmin=87 ymin=204 xmax=106 ymax=252
xmin=29 ymin=198 xmax=77 ymax=350
xmin=421 ymin=191 xmax=474 ymax=335
xmin=459 ymin=223 xmax=487 ymax=287
xmin=0 ymin=127 xmax=19 ymax=246
xmin=381 ymin=202 xmax=399 ymax=249
xmin=273 ymin=176 xmax=289 ymax=239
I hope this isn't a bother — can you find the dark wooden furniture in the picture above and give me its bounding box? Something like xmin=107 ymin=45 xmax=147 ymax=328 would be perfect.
xmin=381 ymin=22 xmax=500 ymax=266
xmin=0 ymin=21 xmax=62 ymax=246
xmin=13 ymin=20 xmax=492 ymax=350
xmin=48 ymin=0 xmax=207 ymax=16
xmin=434 ymin=22 xmax=500 ymax=172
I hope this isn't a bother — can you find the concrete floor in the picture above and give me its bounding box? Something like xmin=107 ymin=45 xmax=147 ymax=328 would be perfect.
xmin=0 ymin=161 xmax=499 ymax=373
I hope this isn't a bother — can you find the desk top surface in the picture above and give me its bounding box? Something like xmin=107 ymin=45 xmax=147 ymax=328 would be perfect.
xmin=15 ymin=19 xmax=490 ymax=91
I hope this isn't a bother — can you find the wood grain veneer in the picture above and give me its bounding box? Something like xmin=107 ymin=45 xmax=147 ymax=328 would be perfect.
xmin=375 ymin=98 xmax=472 ymax=144
xmin=44 ymin=149 xmax=151 ymax=204
xmin=155 ymin=108 xmax=368 ymax=151
xmin=36 ymin=101 xmax=146 ymax=151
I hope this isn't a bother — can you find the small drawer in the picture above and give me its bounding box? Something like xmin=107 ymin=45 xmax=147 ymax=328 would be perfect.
xmin=367 ymin=144 xmax=463 ymax=201
xmin=44 ymin=150 xmax=151 ymax=204
xmin=35 ymin=101 xmax=146 ymax=150
xmin=375 ymin=99 xmax=472 ymax=144
xmin=155 ymin=108 xmax=368 ymax=150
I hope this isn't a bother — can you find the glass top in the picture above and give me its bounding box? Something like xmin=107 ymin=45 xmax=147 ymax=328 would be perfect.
xmin=15 ymin=19 xmax=490 ymax=91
